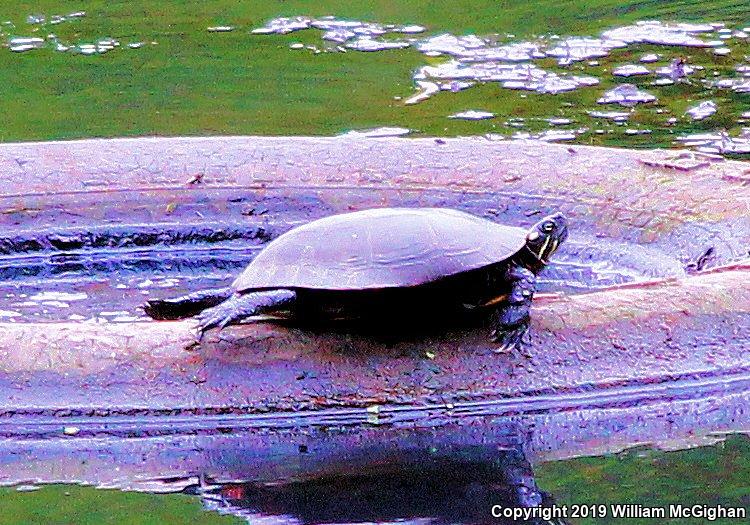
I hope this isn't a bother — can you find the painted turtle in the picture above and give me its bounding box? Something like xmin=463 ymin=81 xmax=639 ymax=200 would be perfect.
xmin=144 ymin=208 xmax=568 ymax=351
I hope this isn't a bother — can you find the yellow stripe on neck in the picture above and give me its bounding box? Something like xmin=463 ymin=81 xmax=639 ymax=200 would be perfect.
xmin=481 ymin=293 xmax=509 ymax=307
xmin=537 ymin=235 xmax=551 ymax=261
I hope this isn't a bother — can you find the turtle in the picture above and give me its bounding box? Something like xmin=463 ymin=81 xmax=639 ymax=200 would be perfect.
xmin=144 ymin=208 xmax=568 ymax=351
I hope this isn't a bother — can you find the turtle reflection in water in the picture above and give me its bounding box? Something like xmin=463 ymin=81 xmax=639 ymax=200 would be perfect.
xmin=197 ymin=449 xmax=569 ymax=525
xmin=145 ymin=208 xmax=568 ymax=352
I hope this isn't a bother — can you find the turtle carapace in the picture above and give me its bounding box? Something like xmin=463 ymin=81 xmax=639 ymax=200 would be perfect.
xmin=144 ymin=208 xmax=568 ymax=351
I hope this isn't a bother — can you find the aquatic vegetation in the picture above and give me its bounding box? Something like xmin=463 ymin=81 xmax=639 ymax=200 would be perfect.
xmin=250 ymin=13 xmax=750 ymax=155
xmin=0 ymin=1 xmax=749 ymax=153
xmin=250 ymin=15 xmax=743 ymax=110
xmin=538 ymin=435 xmax=750 ymax=525
xmin=3 ymin=10 xmax=145 ymax=57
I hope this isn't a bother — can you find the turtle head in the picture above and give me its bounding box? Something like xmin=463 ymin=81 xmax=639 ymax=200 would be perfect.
xmin=524 ymin=213 xmax=568 ymax=265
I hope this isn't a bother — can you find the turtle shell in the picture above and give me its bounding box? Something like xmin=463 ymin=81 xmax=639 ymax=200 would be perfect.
xmin=233 ymin=208 xmax=528 ymax=291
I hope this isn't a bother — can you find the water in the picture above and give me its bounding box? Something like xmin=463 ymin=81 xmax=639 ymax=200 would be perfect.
xmin=198 ymin=452 xmax=562 ymax=524
xmin=2 ymin=396 xmax=749 ymax=524
xmin=3 ymin=10 xmax=145 ymax=56
xmin=2 ymin=8 xmax=750 ymax=153
xmin=248 ymin=14 xmax=750 ymax=156
xmin=198 ymin=436 xmax=750 ymax=524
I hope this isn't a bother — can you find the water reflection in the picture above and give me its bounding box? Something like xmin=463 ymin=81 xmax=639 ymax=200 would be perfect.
xmin=196 ymin=449 xmax=568 ymax=525
xmin=2 ymin=382 xmax=749 ymax=521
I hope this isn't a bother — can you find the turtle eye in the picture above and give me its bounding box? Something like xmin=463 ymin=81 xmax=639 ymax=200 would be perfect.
xmin=541 ymin=222 xmax=554 ymax=233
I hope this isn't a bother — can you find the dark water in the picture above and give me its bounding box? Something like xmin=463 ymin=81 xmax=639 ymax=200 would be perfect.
xmin=2 ymin=433 xmax=748 ymax=525
xmin=196 ymin=450 xmax=565 ymax=525
xmin=197 ymin=437 xmax=750 ymax=525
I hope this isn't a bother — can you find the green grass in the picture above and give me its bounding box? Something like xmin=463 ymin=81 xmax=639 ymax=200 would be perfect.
xmin=0 ymin=485 xmax=242 ymax=525
xmin=0 ymin=1 xmax=748 ymax=144
xmin=536 ymin=434 xmax=750 ymax=525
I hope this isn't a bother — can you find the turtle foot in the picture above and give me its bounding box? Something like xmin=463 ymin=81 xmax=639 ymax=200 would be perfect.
xmin=195 ymin=308 xmax=235 ymax=341
xmin=490 ymin=322 xmax=530 ymax=356
xmin=193 ymin=289 xmax=298 ymax=341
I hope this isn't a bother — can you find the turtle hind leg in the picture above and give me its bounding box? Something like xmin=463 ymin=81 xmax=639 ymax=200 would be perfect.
xmin=489 ymin=266 xmax=536 ymax=355
xmin=144 ymin=287 xmax=233 ymax=320
xmin=196 ymin=289 xmax=297 ymax=339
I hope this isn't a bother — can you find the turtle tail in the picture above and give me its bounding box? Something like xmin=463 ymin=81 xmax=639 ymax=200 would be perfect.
xmin=143 ymin=287 xmax=234 ymax=320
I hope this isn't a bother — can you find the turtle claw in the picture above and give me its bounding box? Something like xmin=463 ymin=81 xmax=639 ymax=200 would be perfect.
xmin=494 ymin=341 xmax=516 ymax=354
xmin=193 ymin=322 xmax=211 ymax=343
xmin=490 ymin=323 xmax=530 ymax=356
xmin=195 ymin=309 xmax=226 ymax=341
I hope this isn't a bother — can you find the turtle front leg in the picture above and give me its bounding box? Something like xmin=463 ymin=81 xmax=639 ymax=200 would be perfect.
xmin=196 ymin=289 xmax=297 ymax=340
xmin=489 ymin=266 xmax=536 ymax=354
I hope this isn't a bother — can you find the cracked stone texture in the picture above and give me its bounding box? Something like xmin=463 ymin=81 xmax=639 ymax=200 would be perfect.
xmin=1 ymin=136 xmax=748 ymax=261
